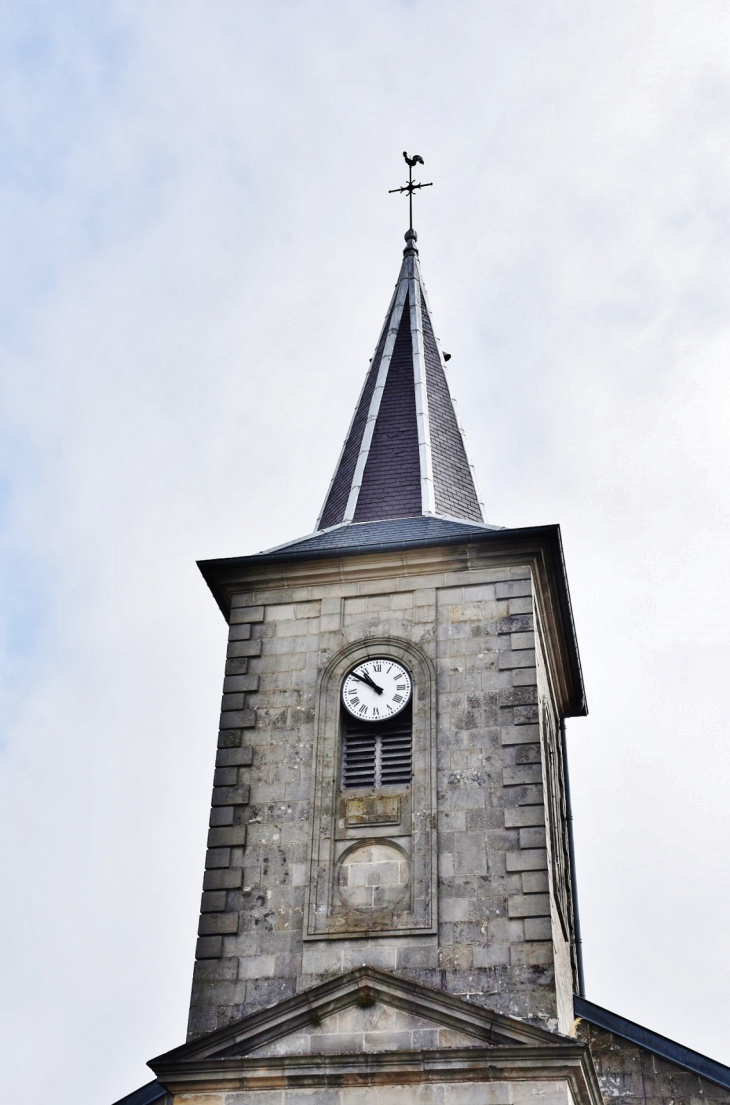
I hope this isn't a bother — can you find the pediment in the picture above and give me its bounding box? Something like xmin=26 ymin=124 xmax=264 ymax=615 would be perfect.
xmin=153 ymin=966 xmax=561 ymax=1068
xmin=150 ymin=968 xmax=602 ymax=1105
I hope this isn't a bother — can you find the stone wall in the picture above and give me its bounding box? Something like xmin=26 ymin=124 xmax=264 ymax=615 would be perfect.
xmin=576 ymin=1021 xmax=730 ymax=1105
xmin=187 ymin=545 xmax=578 ymax=1039
xmin=169 ymin=1080 xmax=576 ymax=1105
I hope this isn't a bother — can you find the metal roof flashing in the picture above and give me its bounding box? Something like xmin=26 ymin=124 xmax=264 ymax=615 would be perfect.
xmin=574 ymin=997 xmax=730 ymax=1091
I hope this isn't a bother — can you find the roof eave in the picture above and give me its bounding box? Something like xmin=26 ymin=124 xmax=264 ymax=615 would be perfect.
xmin=197 ymin=522 xmax=587 ymax=718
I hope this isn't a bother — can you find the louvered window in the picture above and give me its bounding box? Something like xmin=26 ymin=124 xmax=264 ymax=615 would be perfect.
xmin=342 ymin=709 xmax=412 ymax=790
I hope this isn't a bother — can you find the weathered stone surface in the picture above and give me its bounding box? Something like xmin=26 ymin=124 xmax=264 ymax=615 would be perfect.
xmin=187 ymin=546 xmax=578 ymax=1041
xmin=576 ymin=1021 xmax=730 ymax=1105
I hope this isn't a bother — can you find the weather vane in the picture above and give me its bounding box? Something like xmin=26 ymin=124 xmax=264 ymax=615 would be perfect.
xmin=389 ymin=152 xmax=433 ymax=232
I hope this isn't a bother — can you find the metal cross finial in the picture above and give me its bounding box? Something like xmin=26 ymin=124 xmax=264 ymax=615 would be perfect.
xmin=389 ymin=151 xmax=433 ymax=232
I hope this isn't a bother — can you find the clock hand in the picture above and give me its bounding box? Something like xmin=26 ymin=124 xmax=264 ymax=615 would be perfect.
xmin=352 ymin=671 xmax=383 ymax=695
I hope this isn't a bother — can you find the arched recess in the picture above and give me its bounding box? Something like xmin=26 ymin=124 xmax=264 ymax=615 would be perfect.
xmin=305 ymin=636 xmax=437 ymax=939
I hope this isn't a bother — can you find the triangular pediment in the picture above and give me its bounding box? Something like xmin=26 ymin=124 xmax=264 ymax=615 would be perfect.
xmin=153 ymin=966 xmax=561 ymax=1068
xmin=150 ymin=968 xmax=602 ymax=1105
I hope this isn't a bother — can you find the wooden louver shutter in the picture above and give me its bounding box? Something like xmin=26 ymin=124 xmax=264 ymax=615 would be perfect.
xmin=342 ymin=715 xmax=412 ymax=789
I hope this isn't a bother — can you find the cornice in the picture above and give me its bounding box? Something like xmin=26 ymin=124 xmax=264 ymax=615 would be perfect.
xmin=198 ymin=524 xmax=586 ymax=717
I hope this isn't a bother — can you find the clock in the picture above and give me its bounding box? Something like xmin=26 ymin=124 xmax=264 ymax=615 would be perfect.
xmin=342 ymin=658 xmax=412 ymax=721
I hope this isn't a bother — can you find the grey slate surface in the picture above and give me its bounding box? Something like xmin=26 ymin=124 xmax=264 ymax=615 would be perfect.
xmin=318 ymin=315 xmax=388 ymax=531
xmin=353 ymin=292 xmax=422 ymax=522
xmin=421 ymin=294 xmax=482 ymax=522
xmin=267 ymin=515 xmax=499 ymax=556
xmin=317 ymin=234 xmax=483 ymax=531
xmin=111 ymin=1079 xmax=167 ymax=1105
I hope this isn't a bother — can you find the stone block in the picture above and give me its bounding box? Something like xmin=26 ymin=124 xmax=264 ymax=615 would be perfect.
xmin=472 ymin=943 xmax=511 ymax=967
xmin=519 ymin=826 xmax=546 ymax=848
xmin=203 ymin=869 xmax=243 ymax=891
xmin=212 ymin=785 xmax=250 ymax=807
xmin=219 ymin=709 xmax=256 ymax=730
xmin=508 ymin=893 xmax=551 ymax=918
xmin=508 ymin=596 xmax=533 ymax=615
xmin=218 ymin=728 xmax=244 ymax=749
xmin=506 ymin=849 xmax=548 ymax=872
xmin=221 ymin=693 xmax=245 ymax=711
xmin=195 ymin=936 xmax=223 ymax=959
xmin=453 ymin=832 xmax=488 ymax=875
xmin=224 ymin=674 xmax=259 ymax=693
xmin=198 ymin=912 xmax=239 ymax=936
xmin=440 ymin=897 xmax=472 ymax=922
xmin=511 ymin=784 xmax=544 ymax=806
xmin=210 ymin=806 xmax=234 ymax=827
xmin=501 ymin=724 xmax=540 ymax=745
xmin=495 ymin=580 xmax=531 ymax=599
xmin=228 ymin=623 xmax=251 ymax=641
xmin=201 ymin=891 xmax=227 ymax=912
xmin=515 ymin=744 xmax=541 ymax=764
xmin=205 ymin=848 xmax=232 ymax=869
xmin=192 ymin=957 xmax=238 ymax=981
xmin=504 ymin=805 xmax=545 ymax=828
xmin=499 ymin=645 xmax=532 ymax=671
xmin=500 ymin=686 xmax=538 ymax=707
xmin=238 ymin=954 xmax=277 ymax=978
xmin=524 ymin=917 xmax=552 ymax=941
xmin=225 ymin=657 xmax=249 ymax=676
xmin=510 ymin=942 xmax=553 ymax=966
xmin=497 ymin=614 xmax=533 ymax=634
xmin=295 ymin=601 xmax=321 ymax=618
xmin=522 ymin=871 xmax=549 ymax=893
xmin=230 ymin=605 xmax=265 ymax=623
xmin=227 ymin=639 xmax=262 ymax=658
xmin=214 ymin=767 xmax=238 ymax=787
xmin=512 ymin=668 xmax=537 ymax=686
xmin=514 ymin=705 xmax=539 ymax=725
xmin=208 ymin=825 xmax=247 ymax=848
xmin=510 ymin=632 xmax=534 ymax=650
xmin=216 ymin=746 xmax=254 ymax=768
xmin=503 ymin=764 xmax=542 ymax=786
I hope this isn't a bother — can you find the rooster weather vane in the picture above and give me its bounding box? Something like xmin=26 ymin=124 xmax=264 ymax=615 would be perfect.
xmin=389 ymin=151 xmax=433 ymax=232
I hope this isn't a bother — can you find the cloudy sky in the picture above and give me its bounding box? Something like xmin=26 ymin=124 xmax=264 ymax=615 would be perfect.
xmin=1 ymin=3 xmax=730 ymax=1102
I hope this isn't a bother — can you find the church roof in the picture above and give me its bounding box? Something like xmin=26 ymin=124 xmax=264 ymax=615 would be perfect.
xmin=261 ymin=514 xmax=501 ymax=557
xmin=316 ymin=229 xmax=485 ymax=532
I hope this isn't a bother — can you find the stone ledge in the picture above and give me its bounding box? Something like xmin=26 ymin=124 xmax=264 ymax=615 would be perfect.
xmin=195 ymin=935 xmax=223 ymax=959
xmin=198 ymin=912 xmax=239 ymax=936
xmin=216 ymin=745 xmax=254 ymax=768
xmin=230 ymin=604 xmax=265 ymax=621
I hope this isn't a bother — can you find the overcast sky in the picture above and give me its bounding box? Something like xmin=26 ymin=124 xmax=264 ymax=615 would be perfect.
xmin=1 ymin=3 xmax=730 ymax=1103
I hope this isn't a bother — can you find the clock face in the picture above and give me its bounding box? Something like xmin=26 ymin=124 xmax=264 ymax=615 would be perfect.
xmin=342 ymin=658 xmax=412 ymax=722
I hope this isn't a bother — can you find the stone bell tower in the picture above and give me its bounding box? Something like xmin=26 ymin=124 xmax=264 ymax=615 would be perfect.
xmin=117 ymin=176 xmax=730 ymax=1105
xmin=177 ymin=222 xmax=586 ymax=1051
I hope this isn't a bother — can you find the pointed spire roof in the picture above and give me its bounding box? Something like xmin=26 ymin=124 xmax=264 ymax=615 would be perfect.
xmin=316 ymin=229 xmax=485 ymax=533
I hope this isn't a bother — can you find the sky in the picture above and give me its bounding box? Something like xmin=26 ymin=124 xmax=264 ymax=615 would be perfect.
xmin=1 ymin=2 xmax=729 ymax=1102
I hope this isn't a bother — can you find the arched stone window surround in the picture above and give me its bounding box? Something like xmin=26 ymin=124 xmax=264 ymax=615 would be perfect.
xmin=305 ymin=636 xmax=438 ymax=940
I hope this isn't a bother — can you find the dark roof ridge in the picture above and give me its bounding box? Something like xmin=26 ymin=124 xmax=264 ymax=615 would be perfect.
xmin=574 ymin=995 xmax=730 ymax=1090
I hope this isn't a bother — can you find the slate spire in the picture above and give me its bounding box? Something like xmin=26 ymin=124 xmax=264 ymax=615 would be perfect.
xmin=316 ymin=230 xmax=485 ymax=532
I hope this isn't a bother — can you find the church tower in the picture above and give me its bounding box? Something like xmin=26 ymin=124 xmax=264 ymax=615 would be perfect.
xmin=127 ymin=165 xmax=730 ymax=1105
xmin=179 ymin=219 xmax=587 ymax=1045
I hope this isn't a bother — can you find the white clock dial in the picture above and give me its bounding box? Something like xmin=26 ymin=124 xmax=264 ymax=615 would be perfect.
xmin=342 ymin=659 xmax=412 ymax=722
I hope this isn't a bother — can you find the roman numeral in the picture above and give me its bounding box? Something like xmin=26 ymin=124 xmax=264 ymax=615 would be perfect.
xmin=393 ymin=694 xmax=403 ymax=704
xmin=373 ymin=662 xmax=381 ymax=672
xmin=396 ymin=684 xmax=406 ymax=690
